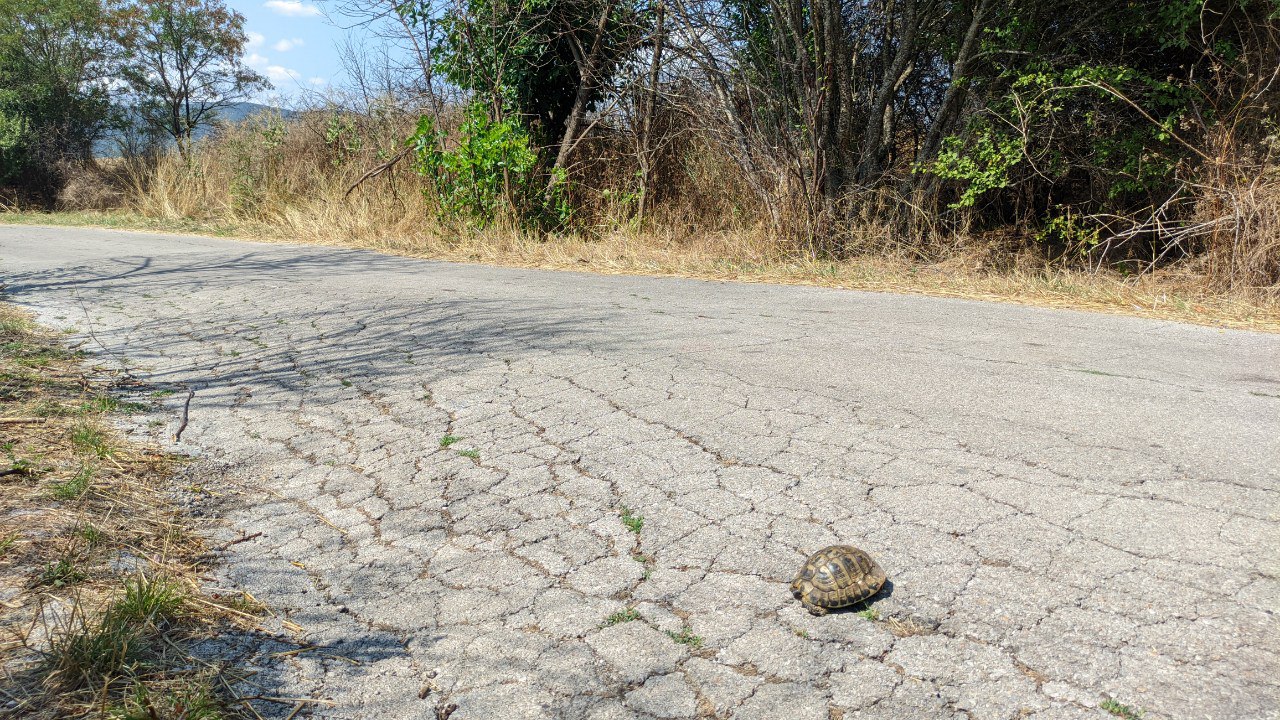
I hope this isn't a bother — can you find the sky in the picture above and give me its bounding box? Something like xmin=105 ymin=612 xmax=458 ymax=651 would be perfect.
xmin=227 ymin=0 xmax=351 ymax=104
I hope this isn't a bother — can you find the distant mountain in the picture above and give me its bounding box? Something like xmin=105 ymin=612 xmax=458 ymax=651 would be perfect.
xmin=210 ymin=101 xmax=296 ymax=125
xmin=95 ymin=102 xmax=296 ymax=157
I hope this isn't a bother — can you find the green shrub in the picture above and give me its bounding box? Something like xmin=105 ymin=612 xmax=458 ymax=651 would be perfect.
xmin=411 ymin=104 xmax=568 ymax=230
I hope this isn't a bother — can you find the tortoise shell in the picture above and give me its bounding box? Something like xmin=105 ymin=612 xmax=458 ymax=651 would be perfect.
xmin=791 ymin=545 xmax=886 ymax=616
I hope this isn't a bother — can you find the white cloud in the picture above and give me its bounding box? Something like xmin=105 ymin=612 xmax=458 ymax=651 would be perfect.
xmin=263 ymin=65 xmax=299 ymax=84
xmin=243 ymin=51 xmax=298 ymax=86
xmin=241 ymin=40 xmax=313 ymax=97
xmin=246 ymin=31 xmax=265 ymax=48
xmin=264 ymin=0 xmax=321 ymax=17
xmin=273 ymin=38 xmax=304 ymax=52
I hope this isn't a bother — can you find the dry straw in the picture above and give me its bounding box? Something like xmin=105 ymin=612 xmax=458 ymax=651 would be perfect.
xmin=10 ymin=106 xmax=1280 ymax=332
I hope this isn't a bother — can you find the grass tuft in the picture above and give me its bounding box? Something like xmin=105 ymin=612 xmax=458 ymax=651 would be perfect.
xmin=0 ymin=315 xmax=32 ymax=334
xmin=0 ymin=532 xmax=17 ymax=557
xmin=4 ymin=445 xmax=36 ymax=475
xmin=80 ymin=395 xmax=149 ymax=415
xmin=42 ymin=603 xmax=144 ymax=692
xmin=69 ymin=423 xmax=113 ymax=459
xmin=439 ymin=434 xmax=461 ymax=448
xmin=115 ymin=573 xmax=186 ymax=626
xmin=39 ymin=557 xmax=88 ymax=587
xmin=76 ymin=524 xmax=103 ymax=546
xmin=51 ymin=465 xmax=94 ymax=500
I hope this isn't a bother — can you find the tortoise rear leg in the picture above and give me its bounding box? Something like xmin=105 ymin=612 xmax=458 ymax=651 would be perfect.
xmin=802 ymin=599 xmax=828 ymax=616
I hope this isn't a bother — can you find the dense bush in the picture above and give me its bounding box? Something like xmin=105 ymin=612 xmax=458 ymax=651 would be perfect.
xmin=380 ymin=0 xmax=1278 ymax=291
xmin=0 ymin=0 xmax=123 ymax=197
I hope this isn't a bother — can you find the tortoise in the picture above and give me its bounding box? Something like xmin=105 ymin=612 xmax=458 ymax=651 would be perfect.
xmin=791 ymin=545 xmax=887 ymax=616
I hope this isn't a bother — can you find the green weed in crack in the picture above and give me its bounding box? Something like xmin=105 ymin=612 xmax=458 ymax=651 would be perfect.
xmin=439 ymin=435 xmax=461 ymax=448
xmin=601 ymin=608 xmax=640 ymax=627
xmin=619 ymin=506 xmax=644 ymax=534
xmin=631 ymin=552 xmax=653 ymax=580
xmin=1100 ymin=699 xmax=1144 ymax=719
xmin=667 ymin=628 xmax=703 ymax=648
xmin=458 ymin=448 xmax=480 ymax=459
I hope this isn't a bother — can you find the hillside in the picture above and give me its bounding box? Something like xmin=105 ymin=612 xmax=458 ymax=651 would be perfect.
xmin=94 ymin=102 xmax=295 ymax=157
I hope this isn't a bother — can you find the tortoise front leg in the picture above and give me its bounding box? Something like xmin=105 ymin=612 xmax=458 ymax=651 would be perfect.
xmin=802 ymin=599 xmax=828 ymax=616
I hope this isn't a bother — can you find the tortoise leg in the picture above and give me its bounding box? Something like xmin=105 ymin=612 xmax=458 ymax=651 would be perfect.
xmin=802 ymin=600 xmax=828 ymax=617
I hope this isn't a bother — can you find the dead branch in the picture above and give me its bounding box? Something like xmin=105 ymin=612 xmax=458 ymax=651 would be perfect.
xmin=345 ymin=144 xmax=414 ymax=198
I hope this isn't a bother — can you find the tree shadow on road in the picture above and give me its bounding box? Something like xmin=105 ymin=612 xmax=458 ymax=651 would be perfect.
xmin=2 ymin=247 xmax=655 ymax=400
xmin=3 ymin=248 xmax=657 ymax=717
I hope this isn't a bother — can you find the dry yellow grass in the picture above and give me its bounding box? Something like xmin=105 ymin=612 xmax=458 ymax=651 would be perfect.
xmin=5 ymin=109 xmax=1277 ymax=333
xmin=5 ymin=208 xmax=1279 ymax=333
xmin=0 ymin=304 xmax=264 ymax=718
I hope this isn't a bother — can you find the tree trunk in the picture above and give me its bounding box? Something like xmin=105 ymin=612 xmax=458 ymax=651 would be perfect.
xmin=856 ymin=0 xmax=919 ymax=184
xmin=637 ymin=1 xmax=666 ymax=225
xmin=916 ymin=0 xmax=988 ymax=176
xmin=547 ymin=0 xmax=616 ymax=196
xmin=816 ymin=0 xmax=845 ymax=199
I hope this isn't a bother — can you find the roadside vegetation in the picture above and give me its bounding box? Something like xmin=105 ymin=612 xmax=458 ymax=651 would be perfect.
xmin=0 ymin=304 xmax=251 ymax=718
xmin=1 ymin=0 xmax=1278 ymax=330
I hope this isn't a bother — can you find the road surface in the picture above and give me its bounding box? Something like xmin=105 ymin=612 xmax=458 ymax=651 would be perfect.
xmin=2 ymin=225 xmax=1277 ymax=719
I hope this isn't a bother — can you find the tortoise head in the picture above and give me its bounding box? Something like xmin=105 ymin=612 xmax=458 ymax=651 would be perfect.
xmin=789 ymin=577 xmax=804 ymax=598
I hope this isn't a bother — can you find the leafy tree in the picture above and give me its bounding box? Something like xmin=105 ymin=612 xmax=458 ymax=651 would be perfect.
xmin=0 ymin=0 xmax=125 ymax=192
xmin=424 ymin=0 xmax=644 ymax=153
xmin=401 ymin=0 xmax=643 ymax=226
xmin=122 ymin=0 xmax=269 ymax=156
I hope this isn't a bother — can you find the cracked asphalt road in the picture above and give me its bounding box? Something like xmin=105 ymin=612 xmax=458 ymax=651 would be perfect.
xmin=3 ymin=225 xmax=1278 ymax=719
